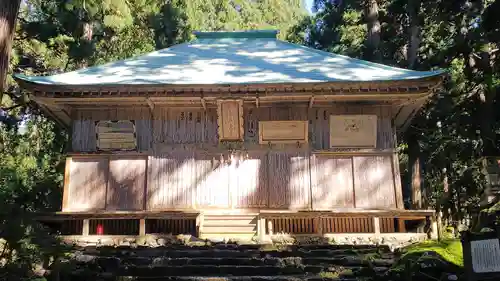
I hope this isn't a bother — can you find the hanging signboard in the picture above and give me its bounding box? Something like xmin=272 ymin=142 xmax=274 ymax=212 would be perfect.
xmin=258 ymin=120 xmax=308 ymax=144
xmin=329 ymin=115 xmax=377 ymax=148
xmin=95 ymin=120 xmax=137 ymax=151
xmin=217 ymin=99 xmax=244 ymax=141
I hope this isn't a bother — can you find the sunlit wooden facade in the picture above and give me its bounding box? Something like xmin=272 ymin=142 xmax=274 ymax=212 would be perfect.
xmin=16 ymin=30 xmax=444 ymax=241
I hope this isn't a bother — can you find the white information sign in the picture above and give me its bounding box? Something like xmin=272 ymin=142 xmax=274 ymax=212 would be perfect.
xmin=471 ymin=238 xmax=500 ymax=273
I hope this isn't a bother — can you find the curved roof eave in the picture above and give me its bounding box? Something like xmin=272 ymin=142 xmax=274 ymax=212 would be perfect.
xmin=13 ymin=30 xmax=447 ymax=93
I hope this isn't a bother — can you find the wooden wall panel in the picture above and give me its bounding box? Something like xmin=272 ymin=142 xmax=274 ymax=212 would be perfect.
xmin=106 ymin=157 xmax=146 ymax=210
xmin=195 ymin=154 xmax=231 ymax=208
xmin=232 ymin=152 xmax=268 ymax=208
xmin=243 ymin=105 xmax=394 ymax=150
xmin=147 ymin=152 xmax=195 ymax=210
xmin=153 ymin=108 xmax=218 ymax=145
xmin=67 ymin=158 xmax=107 ymax=211
xmin=135 ymin=119 xmax=152 ymax=151
xmin=311 ymin=155 xmax=354 ymax=209
xmin=71 ymin=120 xmax=96 ymax=152
xmin=353 ymin=156 xmax=396 ymax=209
xmin=268 ymin=152 xmax=311 ymax=209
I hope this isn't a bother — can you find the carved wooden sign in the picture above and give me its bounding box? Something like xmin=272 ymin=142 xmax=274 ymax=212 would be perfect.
xmin=95 ymin=120 xmax=137 ymax=151
xmin=217 ymin=99 xmax=244 ymax=141
xmin=259 ymin=121 xmax=308 ymax=144
xmin=329 ymin=115 xmax=377 ymax=148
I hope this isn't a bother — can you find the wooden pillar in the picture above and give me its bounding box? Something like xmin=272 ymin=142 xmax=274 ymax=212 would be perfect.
xmin=139 ymin=219 xmax=146 ymax=236
xmin=82 ymin=219 xmax=90 ymax=236
xmin=62 ymin=157 xmax=71 ymax=211
xmin=430 ymin=215 xmax=439 ymax=239
xmin=398 ymin=218 xmax=406 ymax=233
xmin=267 ymin=219 xmax=273 ymax=235
xmin=196 ymin=213 xmax=204 ymax=237
xmin=373 ymin=217 xmax=381 ymax=235
xmin=258 ymin=215 xmax=266 ymax=242
xmin=314 ymin=217 xmax=323 ymax=235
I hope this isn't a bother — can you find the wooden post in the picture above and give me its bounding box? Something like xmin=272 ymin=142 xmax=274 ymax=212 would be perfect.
xmin=62 ymin=157 xmax=71 ymax=211
xmin=196 ymin=213 xmax=204 ymax=237
xmin=258 ymin=215 xmax=266 ymax=242
xmin=373 ymin=216 xmax=380 ymax=235
xmin=315 ymin=217 xmax=323 ymax=235
xmin=430 ymin=215 xmax=439 ymax=239
xmin=398 ymin=218 xmax=406 ymax=233
xmin=267 ymin=219 xmax=273 ymax=236
xmin=82 ymin=219 xmax=90 ymax=236
xmin=139 ymin=219 xmax=146 ymax=236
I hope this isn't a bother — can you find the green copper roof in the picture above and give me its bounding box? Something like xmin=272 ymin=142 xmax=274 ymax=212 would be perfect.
xmin=193 ymin=30 xmax=279 ymax=39
xmin=14 ymin=30 xmax=445 ymax=87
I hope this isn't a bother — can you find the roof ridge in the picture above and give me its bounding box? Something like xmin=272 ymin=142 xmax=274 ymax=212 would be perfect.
xmin=193 ymin=30 xmax=279 ymax=39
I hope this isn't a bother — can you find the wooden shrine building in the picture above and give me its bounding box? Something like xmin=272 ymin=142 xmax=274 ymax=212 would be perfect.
xmin=15 ymin=30 xmax=445 ymax=242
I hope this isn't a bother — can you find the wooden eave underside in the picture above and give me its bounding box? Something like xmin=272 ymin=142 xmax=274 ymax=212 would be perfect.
xmin=16 ymin=74 xmax=443 ymax=97
xmin=19 ymin=76 xmax=443 ymax=130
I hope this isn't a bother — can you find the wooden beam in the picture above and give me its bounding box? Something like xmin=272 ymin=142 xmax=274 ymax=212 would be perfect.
xmin=309 ymin=96 xmax=315 ymax=108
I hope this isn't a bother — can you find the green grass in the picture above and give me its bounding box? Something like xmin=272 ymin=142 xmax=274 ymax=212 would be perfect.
xmin=401 ymin=239 xmax=463 ymax=267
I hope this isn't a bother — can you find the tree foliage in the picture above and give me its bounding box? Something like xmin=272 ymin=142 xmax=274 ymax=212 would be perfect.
xmin=0 ymin=0 xmax=306 ymax=279
xmin=304 ymin=0 xmax=500 ymax=230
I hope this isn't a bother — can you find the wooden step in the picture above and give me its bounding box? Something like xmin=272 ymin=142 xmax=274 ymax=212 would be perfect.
xmin=202 ymin=226 xmax=257 ymax=233
xmin=203 ymin=218 xmax=257 ymax=226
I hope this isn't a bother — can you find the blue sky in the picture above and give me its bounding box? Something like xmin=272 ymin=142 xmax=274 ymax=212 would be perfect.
xmin=305 ymin=0 xmax=314 ymax=13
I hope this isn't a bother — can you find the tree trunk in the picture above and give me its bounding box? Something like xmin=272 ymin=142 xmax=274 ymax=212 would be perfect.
xmin=0 ymin=0 xmax=21 ymax=93
xmin=406 ymin=0 xmax=421 ymax=69
xmin=364 ymin=0 xmax=381 ymax=62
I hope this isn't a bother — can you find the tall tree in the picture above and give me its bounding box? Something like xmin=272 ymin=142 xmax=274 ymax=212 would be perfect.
xmin=0 ymin=0 xmax=21 ymax=94
xmin=363 ymin=0 xmax=381 ymax=62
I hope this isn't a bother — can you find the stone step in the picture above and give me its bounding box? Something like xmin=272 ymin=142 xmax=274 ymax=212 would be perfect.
xmin=80 ymin=250 xmax=393 ymax=260
xmin=75 ymin=256 xmax=394 ymax=268
xmin=116 ymin=265 xmax=308 ymax=276
xmin=108 ymin=265 xmax=387 ymax=277
xmin=115 ymin=276 xmax=366 ymax=281
xmin=80 ymin=245 xmax=392 ymax=258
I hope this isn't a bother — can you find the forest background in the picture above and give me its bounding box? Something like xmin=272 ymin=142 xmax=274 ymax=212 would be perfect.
xmin=0 ymin=0 xmax=500 ymax=278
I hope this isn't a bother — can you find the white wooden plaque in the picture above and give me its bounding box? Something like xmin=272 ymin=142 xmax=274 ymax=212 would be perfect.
xmin=330 ymin=115 xmax=377 ymax=148
xmin=471 ymin=238 xmax=500 ymax=273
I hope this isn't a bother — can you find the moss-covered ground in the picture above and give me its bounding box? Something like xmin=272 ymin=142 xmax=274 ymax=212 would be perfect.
xmin=399 ymin=239 xmax=463 ymax=267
